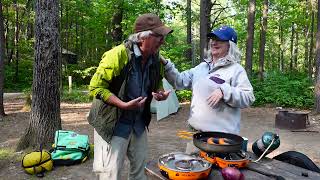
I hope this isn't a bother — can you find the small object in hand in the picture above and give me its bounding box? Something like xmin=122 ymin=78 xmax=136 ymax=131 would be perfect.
xmin=221 ymin=167 xmax=244 ymax=180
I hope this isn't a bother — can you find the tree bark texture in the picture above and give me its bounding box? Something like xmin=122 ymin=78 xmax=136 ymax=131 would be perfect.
xmin=304 ymin=26 xmax=309 ymax=72
xmin=0 ymin=0 xmax=6 ymax=117
xmin=14 ymin=0 xmax=19 ymax=83
xmin=290 ymin=22 xmax=294 ymax=71
xmin=65 ymin=1 xmax=68 ymax=52
xmin=245 ymin=0 xmax=256 ymax=76
xmin=258 ymin=0 xmax=268 ymax=80
xmin=200 ymin=0 xmax=212 ymax=61
xmin=304 ymin=0 xmax=309 ymax=72
xmin=293 ymin=30 xmax=298 ymax=70
xmin=309 ymin=11 xmax=314 ymax=79
xmin=17 ymin=0 xmax=61 ymax=150
xmin=315 ymin=0 xmax=320 ymax=113
xmin=186 ymin=0 xmax=192 ymax=63
xmin=279 ymin=16 xmax=284 ymax=72
xmin=111 ymin=1 xmax=123 ymax=45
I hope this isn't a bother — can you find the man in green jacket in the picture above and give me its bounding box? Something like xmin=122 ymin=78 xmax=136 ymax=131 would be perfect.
xmin=88 ymin=13 xmax=173 ymax=180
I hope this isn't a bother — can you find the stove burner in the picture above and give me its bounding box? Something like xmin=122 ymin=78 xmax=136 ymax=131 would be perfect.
xmin=205 ymin=151 xmax=247 ymax=160
xmin=199 ymin=150 xmax=250 ymax=168
xmin=174 ymin=160 xmax=193 ymax=171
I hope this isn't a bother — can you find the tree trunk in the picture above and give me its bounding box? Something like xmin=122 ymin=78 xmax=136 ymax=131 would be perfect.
xmin=309 ymin=11 xmax=315 ymax=79
xmin=186 ymin=0 xmax=192 ymax=64
xmin=80 ymin=15 xmax=84 ymax=58
xmin=290 ymin=22 xmax=295 ymax=71
xmin=245 ymin=0 xmax=256 ymax=76
xmin=76 ymin=10 xmax=79 ymax=56
xmin=6 ymin=5 xmax=13 ymax=64
xmin=258 ymin=0 xmax=268 ymax=80
xmin=304 ymin=0 xmax=309 ymax=72
xmin=315 ymin=0 xmax=320 ymax=113
xmin=293 ymin=30 xmax=299 ymax=70
xmin=279 ymin=15 xmax=284 ymax=72
xmin=65 ymin=1 xmax=68 ymax=52
xmin=23 ymin=0 xmax=34 ymax=40
xmin=305 ymin=26 xmax=310 ymax=72
xmin=111 ymin=3 xmax=123 ymax=45
xmin=278 ymin=24 xmax=281 ymax=71
xmin=59 ymin=0 xmax=63 ymax=94
xmin=4 ymin=5 xmax=9 ymax=64
xmin=200 ymin=0 xmax=212 ymax=61
xmin=27 ymin=22 xmax=34 ymax=40
xmin=0 ymin=0 xmax=6 ymax=117
xmin=17 ymin=0 xmax=61 ymax=151
xmin=14 ymin=0 xmax=19 ymax=83
xmin=26 ymin=0 xmax=35 ymax=40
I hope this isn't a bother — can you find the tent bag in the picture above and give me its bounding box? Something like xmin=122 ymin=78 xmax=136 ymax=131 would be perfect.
xmin=273 ymin=151 xmax=320 ymax=173
xmin=22 ymin=150 xmax=53 ymax=175
xmin=51 ymin=130 xmax=90 ymax=166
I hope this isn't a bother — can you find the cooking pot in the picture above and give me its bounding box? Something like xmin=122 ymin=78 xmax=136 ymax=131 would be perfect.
xmin=193 ymin=131 xmax=244 ymax=153
xmin=158 ymin=152 xmax=212 ymax=180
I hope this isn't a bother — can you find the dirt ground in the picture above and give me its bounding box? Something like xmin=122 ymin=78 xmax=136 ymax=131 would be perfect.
xmin=0 ymin=96 xmax=320 ymax=180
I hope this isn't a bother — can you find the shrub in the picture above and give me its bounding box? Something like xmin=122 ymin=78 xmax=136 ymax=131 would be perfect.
xmin=251 ymin=71 xmax=314 ymax=108
xmin=4 ymin=60 xmax=33 ymax=92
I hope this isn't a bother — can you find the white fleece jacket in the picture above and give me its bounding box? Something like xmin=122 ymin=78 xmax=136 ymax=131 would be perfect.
xmin=163 ymin=41 xmax=255 ymax=134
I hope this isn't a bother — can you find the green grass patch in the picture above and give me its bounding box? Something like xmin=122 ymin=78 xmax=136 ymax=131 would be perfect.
xmin=61 ymin=88 xmax=91 ymax=103
xmin=0 ymin=148 xmax=23 ymax=162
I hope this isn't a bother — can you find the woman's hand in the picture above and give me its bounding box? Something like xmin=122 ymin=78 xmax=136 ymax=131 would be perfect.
xmin=207 ymin=89 xmax=223 ymax=107
xmin=152 ymin=90 xmax=171 ymax=101
xmin=159 ymin=54 xmax=168 ymax=65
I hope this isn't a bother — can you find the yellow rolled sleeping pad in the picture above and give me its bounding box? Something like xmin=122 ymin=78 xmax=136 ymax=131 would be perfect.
xmin=21 ymin=150 xmax=53 ymax=175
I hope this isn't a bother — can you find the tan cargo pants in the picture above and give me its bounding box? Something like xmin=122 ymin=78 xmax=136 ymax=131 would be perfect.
xmin=93 ymin=129 xmax=148 ymax=180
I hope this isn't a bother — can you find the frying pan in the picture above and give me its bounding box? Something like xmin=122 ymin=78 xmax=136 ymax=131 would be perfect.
xmin=193 ymin=131 xmax=244 ymax=153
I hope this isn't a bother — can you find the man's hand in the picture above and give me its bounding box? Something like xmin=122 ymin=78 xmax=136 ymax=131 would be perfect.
xmin=152 ymin=90 xmax=171 ymax=101
xmin=122 ymin=97 xmax=147 ymax=110
xmin=207 ymin=89 xmax=223 ymax=108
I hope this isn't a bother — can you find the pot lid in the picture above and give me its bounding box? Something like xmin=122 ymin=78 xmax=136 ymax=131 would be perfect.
xmin=158 ymin=152 xmax=212 ymax=172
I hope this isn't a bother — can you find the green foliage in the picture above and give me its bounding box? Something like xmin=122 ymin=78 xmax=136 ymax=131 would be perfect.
xmin=3 ymin=0 xmax=318 ymax=110
xmin=176 ymin=90 xmax=192 ymax=102
xmin=61 ymin=88 xmax=91 ymax=103
xmin=4 ymin=60 xmax=33 ymax=92
xmin=251 ymin=71 xmax=314 ymax=108
xmin=63 ymin=64 xmax=97 ymax=86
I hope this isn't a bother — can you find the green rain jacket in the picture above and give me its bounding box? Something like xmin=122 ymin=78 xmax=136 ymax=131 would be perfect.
xmin=87 ymin=41 xmax=164 ymax=143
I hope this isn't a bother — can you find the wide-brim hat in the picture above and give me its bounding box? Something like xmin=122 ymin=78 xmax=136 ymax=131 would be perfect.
xmin=134 ymin=13 xmax=173 ymax=36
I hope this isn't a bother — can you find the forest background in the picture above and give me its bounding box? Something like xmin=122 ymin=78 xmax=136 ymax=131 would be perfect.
xmin=1 ymin=0 xmax=319 ymax=109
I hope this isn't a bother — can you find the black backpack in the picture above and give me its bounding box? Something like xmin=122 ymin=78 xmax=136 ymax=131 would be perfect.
xmin=273 ymin=151 xmax=320 ymax=173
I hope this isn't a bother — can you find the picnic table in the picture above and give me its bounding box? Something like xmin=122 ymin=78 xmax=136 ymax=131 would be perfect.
xmin=145 ymin=152 xmax=320 ymax=180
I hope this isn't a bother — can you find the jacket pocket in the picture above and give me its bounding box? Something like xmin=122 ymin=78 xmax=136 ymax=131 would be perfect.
xmin=87 ymin=98 xmax=118 ymax=143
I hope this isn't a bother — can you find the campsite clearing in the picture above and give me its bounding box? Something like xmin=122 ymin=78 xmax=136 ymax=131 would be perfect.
xmin=0 ymin=97 xmax=319 ymax=179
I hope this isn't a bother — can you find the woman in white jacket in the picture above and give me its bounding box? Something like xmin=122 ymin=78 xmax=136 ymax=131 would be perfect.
xmin=161 ymin=26 xmax=255 ymax=136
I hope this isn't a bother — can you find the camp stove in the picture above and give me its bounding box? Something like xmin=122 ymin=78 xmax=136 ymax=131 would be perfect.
xmin=158 ymin=152 xmax=212 ymax=180
xmin=199 ymin=150 xmax=250 ymax=168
